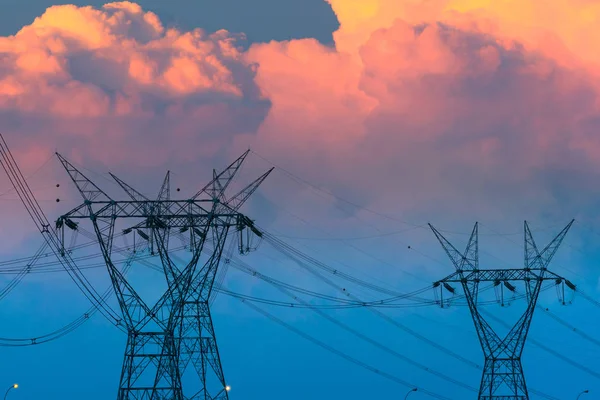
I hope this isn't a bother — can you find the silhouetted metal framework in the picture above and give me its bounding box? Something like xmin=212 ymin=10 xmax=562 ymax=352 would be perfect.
xmin=55 ymin=152 xmax=271 ymax=400
xmin=430 ymin=220 xmax=574 ymax=400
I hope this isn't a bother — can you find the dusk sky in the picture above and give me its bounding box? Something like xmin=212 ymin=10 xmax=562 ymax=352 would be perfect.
xmin=0 ymin=1 xmax=599 ymax=399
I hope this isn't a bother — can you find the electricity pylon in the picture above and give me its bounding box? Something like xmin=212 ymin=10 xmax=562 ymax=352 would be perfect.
xmin=54 ymin=152 xmax=271 ymax=400
xmin=430 ymin=220 xmax=574 ymax=400
xmin=108 ymin=151 xmax=272 ymax=400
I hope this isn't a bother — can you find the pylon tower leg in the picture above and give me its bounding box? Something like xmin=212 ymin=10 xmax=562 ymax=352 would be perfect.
xmin=179 ymin=231 xmax=231 ymax=400
xmin=118 ymin=332 xmax=184 ymax=400
xmin=479 ymin=357 xmax=527 ymax=400
xmin=181 ymin=301 xmax=229 ymax=400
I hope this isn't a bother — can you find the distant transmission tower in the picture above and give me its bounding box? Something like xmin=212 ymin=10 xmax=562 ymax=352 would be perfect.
xmin=430 ymin=221 xmax=574 ymax=400
xmin=54 ymin=152 xmax=271 ymax=400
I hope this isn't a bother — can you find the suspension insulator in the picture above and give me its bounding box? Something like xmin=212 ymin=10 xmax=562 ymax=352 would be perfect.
xmin=565 ymin=280 xmax=577 ymax=291
xmin=504 ymin=281 xmax=516 ymax=292
xmin=443 ymin=282 xmax=455 ymax=294
xmin=193 ymin=228 xmax=205 ymax=238
xmin=65 ymin=218 xmax=78 ymax=230
xmin=137 ymin=230 xmax=149 ymax=241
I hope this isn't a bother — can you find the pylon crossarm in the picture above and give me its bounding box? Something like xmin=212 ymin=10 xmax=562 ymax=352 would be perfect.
xmin=109 ymin=172 xmax=160 ymax=219
xmin=524 ymin=221 xmax=543 ymax=271
xmin=191 ymin=150 xmax=251 ymax=201
xmin=537 ymin=219 xmax=575 ymax=267
xmin=435 ymin=271 xmax=461 ymax=285
xmin=59 ymin=200 xmax=214 ymax=218
xmin=222 ymin=167 xmax=274 ymax=212
xmin=56 ymin=152 xmax=112 ymax=202
xmin=59 ymin=206 xmax=245 ymax=239
xmin=157 ymin=171 xmax=170 ymax=202
xmin=440 ymin=268 xmax=562 ymax=283
xmin=429 ymin=223 xmax=478 ymax=272
xmin=432 ymin=223 xmax=481 ymax=303
xmin=524 ymin=220 xmax=573 ymax=300
xmin=109 ymin=171 xmax=172 ymax=215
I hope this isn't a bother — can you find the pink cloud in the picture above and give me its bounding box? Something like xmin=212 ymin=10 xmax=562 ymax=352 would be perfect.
xmin=0 ymin=2 xmax=266 ymax=173
xmin=241 ymin=5 xmax=600 ymax=224
xmin=1 ymin=0 xmax=600 ymax=242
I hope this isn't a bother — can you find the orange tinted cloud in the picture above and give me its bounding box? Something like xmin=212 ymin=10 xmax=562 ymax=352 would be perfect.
xmin=1 ymin=1 xmax=600 ymax=233
xmin=244 ymin=0 xmax=600 ymax=220
xmin=326 ymin=0 xmax=600 ymax=69
xmin=0 ymin=2 xmax=266 ymax=170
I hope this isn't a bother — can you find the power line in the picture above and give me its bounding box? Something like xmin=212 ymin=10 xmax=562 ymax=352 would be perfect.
xmin=242 ymin=299 xmax=455 ymax=400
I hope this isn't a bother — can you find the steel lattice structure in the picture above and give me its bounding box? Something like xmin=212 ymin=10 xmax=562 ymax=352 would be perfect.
xmin=55 ymin=151 xmax=271 ymax=400
xmin=430 ymin=220 xmax=574 ymax=400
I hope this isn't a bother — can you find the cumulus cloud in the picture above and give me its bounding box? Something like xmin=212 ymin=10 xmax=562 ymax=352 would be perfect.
xmin=1 ymin=0 xmax=600 ymax=239
xmin=0 ymin=1 xmax=267 ymax=172
xmin=240 ymin=0 xmax=600 ymax=226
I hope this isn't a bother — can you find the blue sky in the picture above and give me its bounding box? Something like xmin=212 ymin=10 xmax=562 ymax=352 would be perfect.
xmin=0 ymin=1 xmax=598 ymax=400
xmin=0 ymin=0 xmax=339 ymax=44
xmin=0 ymin=150 xmax=597 ymax=400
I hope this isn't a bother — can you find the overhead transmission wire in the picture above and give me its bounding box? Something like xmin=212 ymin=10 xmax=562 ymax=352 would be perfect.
xmin=0 ymin=213 xmax=578 ymax=399
xmin=221 ymin=237 xmax=542 ymax=309
xmin=242 ymin=300 xmax=454 ymax=400
xmin=0 ymin=224 xmax=162 ymax=344
xmin=249 ymin=150 xmax=561 ymax=237
xmin=0 ymin=150 xmax=568 ymax=304
xmin=0 ymin=149 xmax=596 ymax=400
xmin=257 ymin=230 xmax=555 ymax=308
xmin=236 ymin=156 xmax=581 ymax=400
xmin=259 ymin=230 xmax=482 ymax=369
xmin=249 ymin=154 xmax=597 ymax=373
xmin=258 ymin=210 xmax=554 ymax=310
xmin=168 ymin=232 xmax=478 ymax=396
xmin=174 ymin=238 xmax=561 ymax=400
xmin=0 ymin=239 xmax=147 ymax=346
xmin=0 ymin=242 xmax=49 ymax=302
xmin=537 ymin=305 xmax=600 ymax=350
xmin=0 ymin=222 xmax=419 ymax=345
xmin=0 ymin=229 xmax=539 ymax=309
xmin=0 ymin=136 xmax=121 ymax=325
xmin=32 ymin=206 xmax=568 ymax=398
xmin=221 ymin=254 xmax=478 ymax=395
xmin=0 ymin=195 xmax=584 ymax=400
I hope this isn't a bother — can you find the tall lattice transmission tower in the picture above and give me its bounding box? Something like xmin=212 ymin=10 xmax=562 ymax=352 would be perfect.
xmin=54 ymin=151 xmax=271 ymax=400
xmin=430 ymin=221 xmax=574 ymax=400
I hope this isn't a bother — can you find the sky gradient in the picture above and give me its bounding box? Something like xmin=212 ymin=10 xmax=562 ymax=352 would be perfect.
xmin=0 ymin=1 xmax=599 ymax=399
